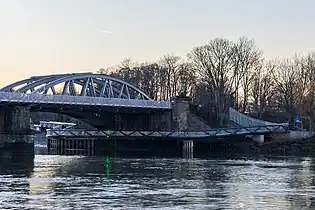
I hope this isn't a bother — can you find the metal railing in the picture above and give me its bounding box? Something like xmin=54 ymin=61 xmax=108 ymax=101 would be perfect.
xmin=0 ymin=91 xmax=171 ymax=109
xmin=229 ymin=107 xmax=288 ymax=127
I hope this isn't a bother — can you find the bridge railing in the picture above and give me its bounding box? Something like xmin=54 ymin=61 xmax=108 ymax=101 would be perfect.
xmin=229 ymin=107 xmax=288 ymax=127
xmin=0 ymin=91 xmax=171 ymax=109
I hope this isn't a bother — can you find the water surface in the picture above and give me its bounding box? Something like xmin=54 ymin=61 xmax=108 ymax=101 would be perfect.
xmin=0 ymin=154 xmax=315 ymax=209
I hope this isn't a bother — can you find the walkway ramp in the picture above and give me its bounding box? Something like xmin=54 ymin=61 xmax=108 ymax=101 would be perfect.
xmin=229 ymin=107 xmax=314 ymax=140
xmin=228 ymin=107 xmax=288 ymax=127
xmin=187 ymin=112 xmax=211 ymax=130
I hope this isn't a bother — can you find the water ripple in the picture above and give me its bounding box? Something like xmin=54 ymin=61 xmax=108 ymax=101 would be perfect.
xmin=0 ymin=155 xmax=315 ymax=209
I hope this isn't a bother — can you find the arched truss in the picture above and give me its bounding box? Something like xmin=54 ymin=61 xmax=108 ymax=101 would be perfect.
xmin=1 ymin=73 xmax=152 ymax=100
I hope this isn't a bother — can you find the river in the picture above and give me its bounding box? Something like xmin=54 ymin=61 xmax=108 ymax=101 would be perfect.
xmin=1 ymin=155 xmax=315 ymax=209
xmin=1 ymin=141 xmax=315 ymax=209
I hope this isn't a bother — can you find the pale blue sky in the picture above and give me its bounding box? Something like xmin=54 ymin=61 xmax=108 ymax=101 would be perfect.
xmin=1 ymin=0 xmax=315 ymax=86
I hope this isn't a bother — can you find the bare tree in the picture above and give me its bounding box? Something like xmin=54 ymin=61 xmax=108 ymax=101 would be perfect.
xmin=177 ymin=62 xmax=196 ymax=97
xmin=232 ymin=37 xmax=263 ymax=112
xmin=272 ymin=57 xmax=308 ymax=124
xmin=119 ymin=58 xmax=137 ymax=69
xmin=188 ymin=38 xmax=235 ymax=126
xmin=159 ymin=54 xmax=181 ymax=100
xmin=299 ymin=53 xmax=315 ymax=129
xmin=251 ymin=60 xmax=276 ymax=118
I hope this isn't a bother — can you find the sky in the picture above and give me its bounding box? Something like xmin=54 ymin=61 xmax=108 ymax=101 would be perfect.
xmin=1 ymin=0 xmax=315 ymax=87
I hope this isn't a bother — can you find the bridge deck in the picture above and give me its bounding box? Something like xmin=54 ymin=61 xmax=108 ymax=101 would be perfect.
xmin=0 ymin=91 xmax=171 ymax=109
xmin=46 ymin=125 xmax=289 ymax=140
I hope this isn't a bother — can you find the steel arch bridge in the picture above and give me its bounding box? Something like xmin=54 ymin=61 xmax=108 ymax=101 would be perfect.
xmin=0 ymin=73 xmax=171 ymax=109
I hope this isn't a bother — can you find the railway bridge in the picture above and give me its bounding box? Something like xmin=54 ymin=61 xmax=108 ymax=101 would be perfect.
xmin=0 ymin=73 xmax=302 ymax=158
xmin=0 ymin=73 xmax=172 ymax=133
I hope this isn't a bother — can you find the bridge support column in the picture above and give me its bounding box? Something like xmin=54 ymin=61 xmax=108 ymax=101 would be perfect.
xmin=0 ymin=106 xmax=33 ymax=158
xmin=249 ymin=135 xmax=264 ymax=144
xmin=172 ymin=95 xmax=190 ymax=131
xmin=0 ymin=106 xmax=31 ymax=133
xmin=182 ymin=140 xmax=194 ymax=159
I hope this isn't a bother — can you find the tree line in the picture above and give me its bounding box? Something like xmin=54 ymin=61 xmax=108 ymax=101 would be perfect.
xmin=98 ymin=37 xmax=315 ymax=128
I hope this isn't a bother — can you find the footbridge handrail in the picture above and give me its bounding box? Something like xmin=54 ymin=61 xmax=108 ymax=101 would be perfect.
xmin=229 ymin=107 xmax=288 ymax=127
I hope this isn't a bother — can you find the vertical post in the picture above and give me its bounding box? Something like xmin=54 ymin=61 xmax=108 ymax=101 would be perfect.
xmin=182 ymin=140 xmax=194 ymax=159
xmin=65 ymin=139 xmax=68 ymax=155
xmin=57 ymin=139 xmax=59 ymax=154
xmin=75 ymin=139 xmax=78 ymax=156
xmin=91 ymin=139 xmax=94 ymax=156
xmin=52 ymin=139 xmax=54 ymax=155
xmin=47 ymin=138 xmax=51 ymax=154
xmin=60 ymin=139 xmax=63 ymax=154
xmin=83 ymin=139 xmax=86 ymax=156
xmin=87 ymin=139 xmax=91 ymax=156
xmin=72 ymin=139 xmax=74 ymax=155
xmin=114 ymin=139 xmax=117 ymax=157
xmin=78 ymin=140 xmax=81 ymax=156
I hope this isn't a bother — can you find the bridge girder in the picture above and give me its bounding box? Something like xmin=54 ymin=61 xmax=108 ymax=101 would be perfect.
xmin=0 ymin=73 xmax=151 ymax=100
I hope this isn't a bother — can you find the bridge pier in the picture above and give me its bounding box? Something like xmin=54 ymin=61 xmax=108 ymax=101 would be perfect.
xmin=171 ymin=95 xmax=190 ymax=131
xmin=0 ymin=106 xmax=34 ymax=158
xmin=247 ymin=135 xmax=265 ymax=144
xmin=0 ymin=106 xmax=31 ymax=133
xmin=172 ymin=96 xmax=195 ymax=158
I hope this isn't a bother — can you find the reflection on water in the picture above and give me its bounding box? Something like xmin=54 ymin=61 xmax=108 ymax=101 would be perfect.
xmin=0 ymin=155 xmax=315 ymax=209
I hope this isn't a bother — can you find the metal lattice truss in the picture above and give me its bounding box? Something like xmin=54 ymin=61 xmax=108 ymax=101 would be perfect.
xmin=0 ymin=73 xmax=171 ymax=109
xmin=1 ymin=73 xmax=151 ymax=100
xmin=46 ymin=125 xmax=289 ymax=140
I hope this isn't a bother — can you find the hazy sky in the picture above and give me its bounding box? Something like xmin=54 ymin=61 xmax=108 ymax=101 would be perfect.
xmin=1 ymin=0 xmax=315 ymax=87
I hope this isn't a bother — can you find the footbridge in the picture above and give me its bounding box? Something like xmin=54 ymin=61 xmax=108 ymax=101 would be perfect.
xmin=229 ymin=107 xmax=314 ymax=141
xmin=228 ymin=107 xmax=288 ymax=127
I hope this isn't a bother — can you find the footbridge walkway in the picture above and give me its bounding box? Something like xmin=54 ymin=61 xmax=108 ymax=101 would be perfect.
xmin=46 ymin=124 xmax=289 ymax=140
xmin=229 ymin=107 xmax=314 ymax=140
xmin=47 ymin=107 xmax=315 ymax=141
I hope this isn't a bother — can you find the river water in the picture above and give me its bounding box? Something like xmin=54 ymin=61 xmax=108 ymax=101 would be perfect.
xmin=1 ymin=143 xmax=315 ymax=209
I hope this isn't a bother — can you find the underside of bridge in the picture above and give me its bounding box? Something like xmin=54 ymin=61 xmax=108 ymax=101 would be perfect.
xmin=0 ymin=102 xmax=172 ymax=133
xmin=32 ymin=106 xmax=172 ymax=131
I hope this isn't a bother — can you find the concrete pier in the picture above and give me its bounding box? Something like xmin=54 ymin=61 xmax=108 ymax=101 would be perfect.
xmin=172 ymin=96 xmax=194 ymax=158
xmin=0 ymin=106 xmax=31 ymax=133
xmin=0 ymin=106 xmax=34 ymax=158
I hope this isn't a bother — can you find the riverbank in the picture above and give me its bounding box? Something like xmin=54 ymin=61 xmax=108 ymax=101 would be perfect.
xmin=228 ymin=138 xmax=315 ymax=156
